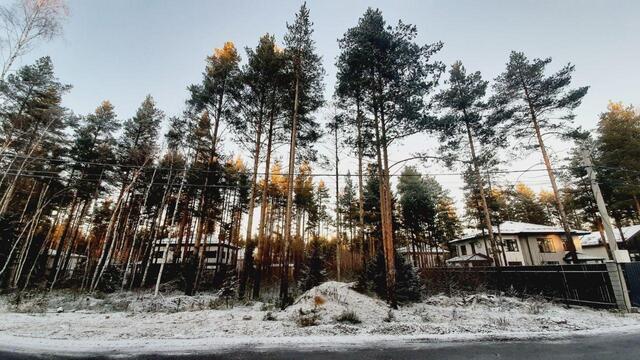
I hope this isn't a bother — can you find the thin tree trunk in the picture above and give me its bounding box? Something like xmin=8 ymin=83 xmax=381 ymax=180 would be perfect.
xmin=280 ymin=73 xmax=300 ymax=307
xmin=238 ymin=118 xmax=263 ymax=299
xmin=253 ymin=105 xmax=275 ymax=298
xmin=334 ymin=120 xmax=341 ymax=281
xmin=356 ymin=101 xmax=366 ymax=261
xmin=90 ymin=164 xmax=147 ymax=291
xmin=375 ymin=102 xmax=396 ymax=308
xmin=122 ymin=166 xmax=157 ymax=289
xmin=155 ymin=162 xmax=188 ymax=296
xmin=521 ymin=79 xmax=577 ymax=261
xmin=464 ymin=120 xmax=500 ymax=266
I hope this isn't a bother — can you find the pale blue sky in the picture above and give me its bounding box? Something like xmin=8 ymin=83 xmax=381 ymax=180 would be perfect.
xmin=13 ymin=0 xmax=640 ymax=209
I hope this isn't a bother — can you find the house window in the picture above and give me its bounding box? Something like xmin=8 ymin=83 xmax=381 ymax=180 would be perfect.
xmin=470 ymin=241 xmax=477 ymax=254
xmin=460 ymin=245 xmax=468 ymax=256
xmin=508 ymin=261 xmax=523 ymax=266
xmin=505 ymin=239 xmax=519 ymax=252
xmin=537 ymin=238 xmax=555 ymax=253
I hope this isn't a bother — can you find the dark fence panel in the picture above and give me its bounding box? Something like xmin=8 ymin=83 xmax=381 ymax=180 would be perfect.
xmin=421 ymin=264 xmax=617 ymax=308
xmin=623 ymin=262 xmax=640 ymax=307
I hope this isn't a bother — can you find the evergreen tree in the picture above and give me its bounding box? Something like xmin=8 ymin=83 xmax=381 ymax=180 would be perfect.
xmin=0 ymin=57 xmax=71 ymax=287
xmin=596 ymin=102 xmax=640 ymax=218
xmin=118 ymin=95 xmax=163 ymax=169
xmin=397 ymin=166 xmax=436 ymax=266
xmin=280 ymin=2 xmax=325 ymax=306
xmin=298 ymin=237 xmax=326 ymax=291
xmin=356 ymin=250 xmax=421 ymax=304
xmin=508 ymin=183 xmax=551 ymax=225
xmin=433 ymin=61 xmax=502 ymax=265
xmin=492 ymin=51 xmax=589 ymax=260
xmin=336 ymin=8 xmax=443 ymax=306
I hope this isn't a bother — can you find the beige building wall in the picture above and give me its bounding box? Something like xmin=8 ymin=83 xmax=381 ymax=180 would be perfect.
xmin=520 ymin=234 xmax=583 ymax=265
xmin=455 ymin=233 xmax=584 ymax=266
xmin=582 ymin=245 xmax=610 ymax=260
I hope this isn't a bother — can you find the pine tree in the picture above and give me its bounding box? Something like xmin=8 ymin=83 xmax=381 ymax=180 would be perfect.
xmin=279 ymin=3 xmax=325 ymax=307
xmin=492 ymin=51 xmax=589 ymax=260
xmin=433 ymin=61 xmax=502 ymax=265
xmin=508 ymin=183 xmax=551 ymax=225
xmin=336 ymin=8 xmax=443 ymax=306
xmin=397 ymin=166 xmax=436 ymax=267
xmin=356 ymin=250 xmax=421 ymax=304
xmin=298 ymin=237 xmax=326 ymax=291
xmin=0 ymin=57 xmax=71 ymax=286
xmin=596 ymin=102 xmax=640 ymax=218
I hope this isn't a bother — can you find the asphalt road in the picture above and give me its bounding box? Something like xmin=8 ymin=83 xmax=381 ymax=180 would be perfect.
xmin=1 ymin=332 xmax=637 ymax=360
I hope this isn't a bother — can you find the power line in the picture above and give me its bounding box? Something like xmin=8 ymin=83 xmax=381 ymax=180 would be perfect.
xmin=3 ymin=152 xmax=624 ymax=178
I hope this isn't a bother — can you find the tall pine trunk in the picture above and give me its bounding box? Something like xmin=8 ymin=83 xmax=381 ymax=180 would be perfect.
xmin=280 ymin=73 xmax=300 ymax=308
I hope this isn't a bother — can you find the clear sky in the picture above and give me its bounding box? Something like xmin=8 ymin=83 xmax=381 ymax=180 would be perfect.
xmin=14 ymin=0 xmax=640 ymax=214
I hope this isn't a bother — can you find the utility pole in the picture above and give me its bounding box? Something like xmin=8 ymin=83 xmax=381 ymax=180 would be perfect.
xmin=333 ymin=115 xmax=341 ymax=282
xmin=582 ymin=150 xmax=632 ymax=311
xmin=581 ymin=150 xmax=620 ymax=260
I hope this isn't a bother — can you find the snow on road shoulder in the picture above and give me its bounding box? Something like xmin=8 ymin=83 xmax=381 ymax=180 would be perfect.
xmin=0 ymin=281 xmax=639 ymax=355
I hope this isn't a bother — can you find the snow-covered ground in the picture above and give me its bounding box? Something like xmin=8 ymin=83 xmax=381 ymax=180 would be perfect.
xmin=1 ymin=281 xmax=639 ymax=355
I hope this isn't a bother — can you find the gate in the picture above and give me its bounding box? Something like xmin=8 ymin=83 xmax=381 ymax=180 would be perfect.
xmin=623 ymin=262 xmax=640 ymax=307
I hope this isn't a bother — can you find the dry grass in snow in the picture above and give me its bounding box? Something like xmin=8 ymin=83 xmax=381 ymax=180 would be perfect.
xmin=0 ymin=281 xmax=639 ymax=351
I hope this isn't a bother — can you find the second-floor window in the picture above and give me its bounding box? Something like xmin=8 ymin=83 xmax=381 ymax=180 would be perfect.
xmin=460 ymin=245 xmax=468 ymax=256
xmin=505 ymin=239 xmax=519 ymax=252
xmin=537 ymin=238 xmax=555 ymax=253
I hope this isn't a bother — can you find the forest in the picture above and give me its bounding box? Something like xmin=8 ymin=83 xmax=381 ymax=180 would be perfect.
xmin=1 ymin=1 xmax=639 ymax=309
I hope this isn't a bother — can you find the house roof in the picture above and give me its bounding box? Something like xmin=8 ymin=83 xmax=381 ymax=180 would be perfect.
xmin=446 ymin=253 xmax=493 ymax=263
xmin=580 ymin=224 xmax=640 ymax=247
xmin=449 ymin=221 xmax=590 ymax=244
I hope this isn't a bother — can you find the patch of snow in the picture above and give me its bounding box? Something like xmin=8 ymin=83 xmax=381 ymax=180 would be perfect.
xmin=284 ymin=281 xmax=389 ymax=324
xmin=0 ymin=282 xmax=639 ymax=355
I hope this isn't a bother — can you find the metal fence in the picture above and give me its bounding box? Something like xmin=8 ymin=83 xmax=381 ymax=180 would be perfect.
xmin=623 ymin=262 xmax=640 ymax=307
xmin=421 ymin=264 xmax=618 ymax=308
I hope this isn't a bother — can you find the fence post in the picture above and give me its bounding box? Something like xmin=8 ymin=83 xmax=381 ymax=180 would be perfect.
xmin=606 ymin=262 xmax=632 ymax=311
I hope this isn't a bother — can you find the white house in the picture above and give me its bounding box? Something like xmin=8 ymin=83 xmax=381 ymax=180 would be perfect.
xmin=580 ymin=224 xmax=640 ymax=261
xmin=447 ymin=221 xmax=593 ymax=267
xmin=46 ymin=249 xmax=86 ymax=276
xmin=152 ymin=234 xmax=238 ymax=271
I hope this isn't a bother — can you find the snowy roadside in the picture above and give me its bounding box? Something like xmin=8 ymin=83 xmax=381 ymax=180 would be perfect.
xmin=1 ymin=281 xmax=639 ymax=356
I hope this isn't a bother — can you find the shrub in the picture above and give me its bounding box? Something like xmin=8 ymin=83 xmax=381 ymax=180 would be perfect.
xmin=217 ymin=266 xmax=238 ymax=308
xmin=494 ymin=316 xmax=510 ymax=327
xmin=263 ymin=311 xmax=277 ymax=321
xmin=526 ymin=296 xmax=547 ymax=315
xmin=335 ymin=309 xmax=361 ymax=324
xmin=296 ymin=308 xmax=320 ymax=327
xmin=96 ymin=265 xmax=123 ymax=293
xmin=356 ymin=251 xmax=422 ymax=304
xmin=383 ymin=309 xmax=395 ymax=322
xmin=298 ymin=238 xmax=327 ymax=292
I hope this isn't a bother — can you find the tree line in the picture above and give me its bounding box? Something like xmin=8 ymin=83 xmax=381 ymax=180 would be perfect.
xmin=1 ymin=1 xmax=639 ymax=306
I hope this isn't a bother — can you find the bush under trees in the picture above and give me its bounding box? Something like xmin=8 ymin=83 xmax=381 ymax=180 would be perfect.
xmin=356 ymin=251 xmax=422 ymax=304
